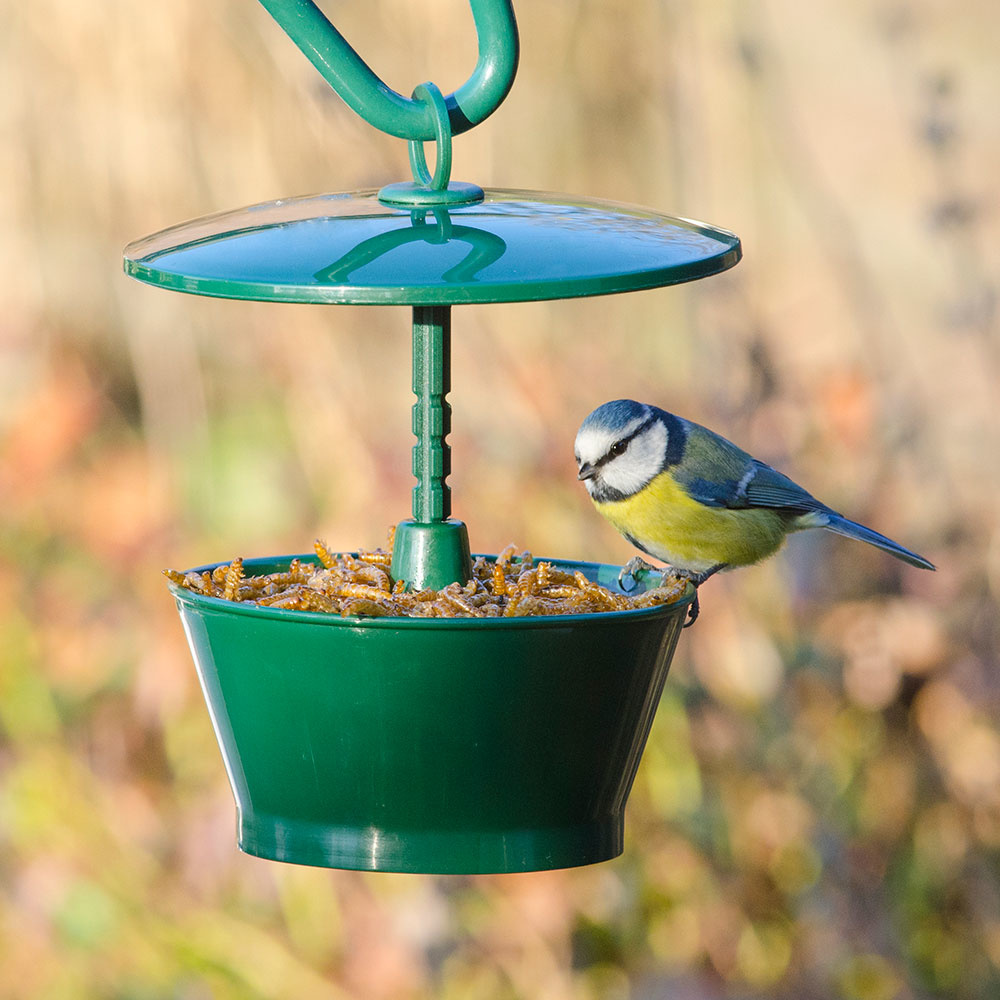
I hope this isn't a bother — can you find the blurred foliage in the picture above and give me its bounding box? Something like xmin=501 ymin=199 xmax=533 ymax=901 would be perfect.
xmin=2 ymin=0 xmax=1000 ymax=996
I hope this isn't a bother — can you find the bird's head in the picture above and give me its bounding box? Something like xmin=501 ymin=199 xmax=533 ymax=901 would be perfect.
xmin=574 ymin=399 xmax=672 ymax=502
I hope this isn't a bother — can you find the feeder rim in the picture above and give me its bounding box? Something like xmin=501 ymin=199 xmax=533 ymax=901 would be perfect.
xmin=167 ymin=553 xmax=694 ymax=629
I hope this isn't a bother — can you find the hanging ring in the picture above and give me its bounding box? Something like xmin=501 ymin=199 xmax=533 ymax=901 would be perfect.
xmin=408 ymin=83 xmax=452 ymax=191
xmin=378 ymin=83 xmax=484 ymax=209
xmin=380 ymin=82 xmax=484 ymax=206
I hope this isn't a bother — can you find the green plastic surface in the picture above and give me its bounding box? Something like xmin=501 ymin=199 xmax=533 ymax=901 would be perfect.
xmin=378 ymin=180 xmax=486 ymax=209
xmin=391 ymin=521 xmax=473 ymax=592
xmin=170 ymin=554 xmax=692 ymax=873
xmin=410 ymin=306 xmax=453 ymax=524
xmin=390 ymin=304 xmax=473 ymax=590
xmin=122 ymin=189 xmax=742 ymax=306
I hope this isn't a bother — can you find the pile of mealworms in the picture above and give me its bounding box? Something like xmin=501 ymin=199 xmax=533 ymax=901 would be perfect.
xmin=164 ymin=531 xmax=686 ymax=619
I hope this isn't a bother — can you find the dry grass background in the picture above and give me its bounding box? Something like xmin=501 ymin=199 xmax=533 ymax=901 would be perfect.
xmin=2 ymin=0 xmax=999 ymax=996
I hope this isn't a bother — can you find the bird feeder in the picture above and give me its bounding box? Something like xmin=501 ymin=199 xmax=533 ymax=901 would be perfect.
xmin=126 ymin=0 xmax=741 ymax=873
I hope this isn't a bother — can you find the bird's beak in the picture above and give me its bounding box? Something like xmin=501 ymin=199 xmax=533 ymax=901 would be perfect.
xmin=577 ymin=462 xmax=597 ymax=481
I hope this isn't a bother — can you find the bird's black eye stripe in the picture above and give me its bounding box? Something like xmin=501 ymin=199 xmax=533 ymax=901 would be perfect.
xmin=596 ymin=415 xmax=658 ymax=468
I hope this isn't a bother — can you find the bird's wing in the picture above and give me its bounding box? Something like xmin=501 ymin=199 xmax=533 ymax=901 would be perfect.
xmin=673 ymin=422 xmax=828 ymax=515
xmin=670 ymin=422 xmax=759 ymax=508
xmin=740 ymin=460 xmax=828 ymax=515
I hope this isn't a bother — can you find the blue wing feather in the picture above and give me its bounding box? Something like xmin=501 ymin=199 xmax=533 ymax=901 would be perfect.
xmin=672 ymin=422 xmax=828 ymax=515
xmin=741 ymin=460 xmax=828 ymax=514
xmin=679 ymin=475 xmax=744 ymax=508
xmin=670 ymin=421 xmax=758 ymax=508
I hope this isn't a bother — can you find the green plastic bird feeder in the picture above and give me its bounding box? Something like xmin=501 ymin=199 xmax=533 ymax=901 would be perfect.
xmin=126 ymin=0 xmax=741 ymax=873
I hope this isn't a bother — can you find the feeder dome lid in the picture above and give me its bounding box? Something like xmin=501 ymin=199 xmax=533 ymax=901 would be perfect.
xmin=123 ymin=188 xmax=741 ymax=306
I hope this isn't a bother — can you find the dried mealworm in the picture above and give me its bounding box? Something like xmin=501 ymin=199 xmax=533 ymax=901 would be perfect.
xmin=341 ymin=598 xmax=390 ymax=618
xmin=223 ymin=558 xmax=244 ymax=602
xmin=442 ymin=585 xmax=485 ymax=618
xmin=314 ymin=539 xmax=337 ymax=569
xmin=357 ymin=549 xmax=392 ymax=567
xmin=353 ymin=563 xmax=391 ymax=592
xmin=336 ymin=582 xmax=394 ymax=604
xmin=496 ymin=544 xmax=517 ymax=568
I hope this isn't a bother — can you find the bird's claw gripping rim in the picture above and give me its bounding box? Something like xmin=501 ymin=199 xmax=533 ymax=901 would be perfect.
xmin=618 ymin=557 xmax=701 ymax=628
xmin=617 ymin=556 xmax=660 ymax=593
xmin=683 ymin=590 xmax=700 ymax=628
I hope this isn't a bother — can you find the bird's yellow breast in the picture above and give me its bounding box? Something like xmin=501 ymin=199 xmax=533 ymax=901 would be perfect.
xmin=593 ymin=471 xmax=789 ymax=574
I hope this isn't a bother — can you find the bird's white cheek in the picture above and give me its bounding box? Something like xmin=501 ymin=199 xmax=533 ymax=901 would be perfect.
xmin=600 ymin=462 xmax=649 ymax=498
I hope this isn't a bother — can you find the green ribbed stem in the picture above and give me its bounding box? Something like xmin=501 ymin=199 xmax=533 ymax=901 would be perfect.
xmin=412 ymin=305 xmax=451 ymax=522
xmin=391 ymin=306 xmax=472 ymax=590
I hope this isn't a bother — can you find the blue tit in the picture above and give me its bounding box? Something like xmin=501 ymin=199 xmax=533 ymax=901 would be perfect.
xmin=574 ymin=399 xmax=934 ymax=622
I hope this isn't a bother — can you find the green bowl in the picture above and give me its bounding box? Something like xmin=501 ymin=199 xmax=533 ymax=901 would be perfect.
xmin=169 ymin=555 xmax=692 ymax=873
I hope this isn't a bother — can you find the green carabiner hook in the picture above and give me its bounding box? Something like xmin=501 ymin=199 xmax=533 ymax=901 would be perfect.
xmin=256 ymin=0 xmax=519 ymax=141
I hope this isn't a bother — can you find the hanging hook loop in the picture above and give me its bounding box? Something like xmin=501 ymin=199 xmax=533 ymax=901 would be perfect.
xmin=256 ymin=0 xmax=518 ymax=141
xmin=379 ymin=82 xmax=485 ymax=205
xmin=408 ymin=83 xmax=453 ymax=191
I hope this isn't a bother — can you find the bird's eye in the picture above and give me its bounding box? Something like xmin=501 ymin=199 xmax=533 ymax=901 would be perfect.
xmin=609 ymin=440 xmax=628 ymax=458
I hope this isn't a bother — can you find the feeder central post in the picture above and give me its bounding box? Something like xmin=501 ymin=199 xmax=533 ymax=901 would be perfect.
xmin=390 ymin=306 xmax=472 ymax=591
xmin=411 ymin=305 xmax=452 ymax=522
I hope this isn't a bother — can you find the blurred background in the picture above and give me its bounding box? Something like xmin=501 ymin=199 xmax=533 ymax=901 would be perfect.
xmin=2 ymin=0 xmax=999 ymax=996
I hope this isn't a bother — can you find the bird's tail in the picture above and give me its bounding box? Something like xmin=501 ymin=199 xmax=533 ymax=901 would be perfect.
xmin=823 ymin=513 xmax=935 ymax=570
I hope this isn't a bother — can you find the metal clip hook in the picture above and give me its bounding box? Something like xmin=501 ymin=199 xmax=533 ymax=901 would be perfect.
xmin=256 ymin=0 xmax=519 ymax=141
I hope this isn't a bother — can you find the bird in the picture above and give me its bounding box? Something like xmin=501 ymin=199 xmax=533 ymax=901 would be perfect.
xmin=574 ymin=399 xmax=934 ymax=624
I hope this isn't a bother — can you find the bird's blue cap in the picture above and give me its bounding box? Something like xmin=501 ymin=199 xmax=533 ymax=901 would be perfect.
xmin=581 ymin=399 xmax=649 ymax=432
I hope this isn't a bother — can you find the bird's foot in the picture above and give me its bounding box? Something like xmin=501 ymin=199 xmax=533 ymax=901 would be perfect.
xmin=618 ymin=559 xmax=716 ymax=627
xmin=683 ymin=589 xmax=700 ymax=627
xmin=674 ymin=564 xmax=726 ymax=627
xmin=661 ymin=569 xmax=701 ymax=627
xmin=618 ymin=556 xmax=661 ymax=593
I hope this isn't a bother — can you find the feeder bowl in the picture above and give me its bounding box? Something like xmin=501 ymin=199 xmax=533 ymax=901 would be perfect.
xmin=171 ymin=555 xmax=692 ymax=873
